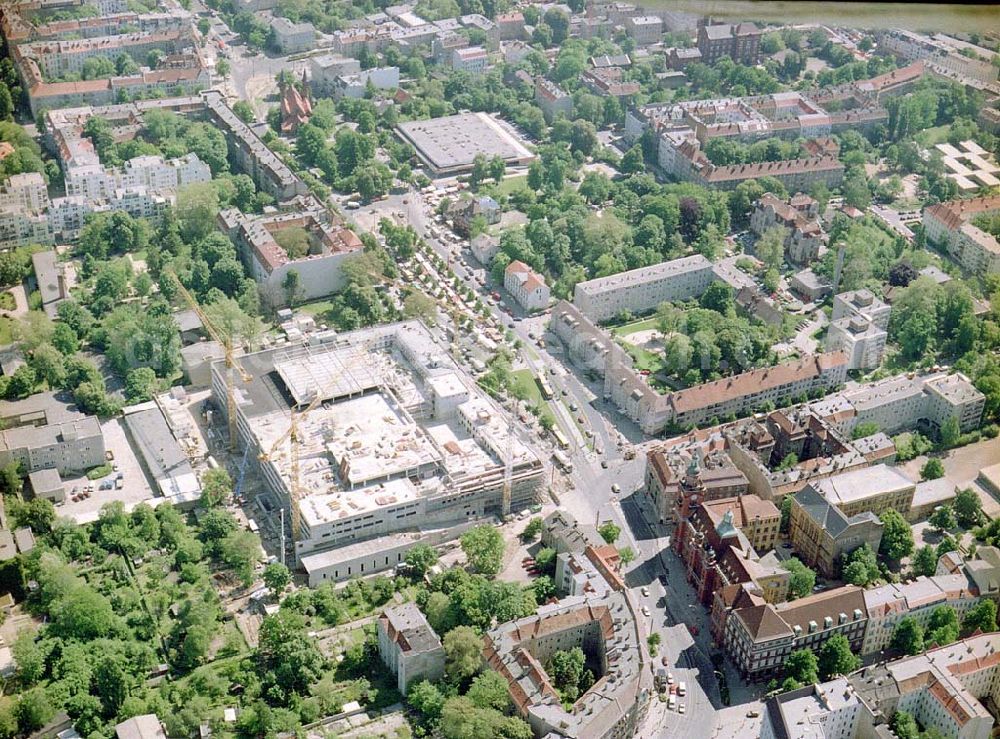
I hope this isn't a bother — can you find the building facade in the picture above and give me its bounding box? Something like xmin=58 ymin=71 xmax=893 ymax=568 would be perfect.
xmin=376 ymin=603 xmax=446 ymax=694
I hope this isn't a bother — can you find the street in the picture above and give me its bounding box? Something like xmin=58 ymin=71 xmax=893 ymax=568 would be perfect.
xmin=343 ymin=184 xmax=758 ymax=737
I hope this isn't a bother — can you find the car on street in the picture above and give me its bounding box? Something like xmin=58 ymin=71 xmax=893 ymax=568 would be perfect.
xmin=661 ymin=656 xmax=669 ymax=667
xmin=658 ymin=574 xmax=667 ymax=585
xmin=601 ymin=460 xmax=608 ymax=469
xmin=678 ymin=703 xmax=685 ymax=714
xmin=641 ymin=606 xmax=650 ymax=616
xmin=611 ymin=484 xmax=621 ymax=494
xmin=641 ymin=586 xmax=649 ymax=597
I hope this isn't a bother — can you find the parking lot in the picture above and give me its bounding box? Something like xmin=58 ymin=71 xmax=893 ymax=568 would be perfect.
xmin=57 ymin=418 xmax=156 ymax=524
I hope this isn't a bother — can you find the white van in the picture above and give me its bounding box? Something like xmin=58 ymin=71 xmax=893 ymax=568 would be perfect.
xmin=677 ymin=681 xmax=687 ymax=696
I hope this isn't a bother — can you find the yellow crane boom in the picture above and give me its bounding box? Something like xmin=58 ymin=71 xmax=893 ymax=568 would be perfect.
xmin=258 ymin=390 xmax=325 ymax=540
xmin=167 ymin=272 xmax=251 ymax=451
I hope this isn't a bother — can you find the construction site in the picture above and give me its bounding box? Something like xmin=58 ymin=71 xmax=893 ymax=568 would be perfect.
xmin=211 ymin=320 xmax=546 ymax=584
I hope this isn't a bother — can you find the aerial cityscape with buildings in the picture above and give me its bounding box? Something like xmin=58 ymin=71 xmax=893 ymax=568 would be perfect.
xmin=0 ymin=1 xmax=997 ymax=738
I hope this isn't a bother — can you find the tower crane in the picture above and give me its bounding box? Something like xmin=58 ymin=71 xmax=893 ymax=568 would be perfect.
xmin=167 ymin=272 xmax=251 ymax=452
xmin=502 ymin=403 xmax=515 ymax=519
xmin=258 ymin=388 xmax=326 ymax=542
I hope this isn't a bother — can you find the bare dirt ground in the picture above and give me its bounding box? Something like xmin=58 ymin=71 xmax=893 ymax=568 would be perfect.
xmin=621 ymin=329 xmax=665 ymax=353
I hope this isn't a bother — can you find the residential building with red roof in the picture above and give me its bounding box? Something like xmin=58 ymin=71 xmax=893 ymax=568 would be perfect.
xmin=504 ymin=260 xmax=550 ymax=312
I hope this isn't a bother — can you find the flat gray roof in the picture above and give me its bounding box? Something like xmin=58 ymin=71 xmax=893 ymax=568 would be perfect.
xmin=395 ymin=112 xmax=535 ymax=174
xmin=122 ymin=403 xmax=197 ymax=497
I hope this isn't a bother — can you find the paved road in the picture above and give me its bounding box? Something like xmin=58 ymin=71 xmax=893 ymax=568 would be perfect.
xmin=347 ymin=188 xmax=763 ymax=737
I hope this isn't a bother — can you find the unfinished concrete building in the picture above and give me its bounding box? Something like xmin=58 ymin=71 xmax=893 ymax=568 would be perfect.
xmin=213 ymin=321 xmax=545 ymax=580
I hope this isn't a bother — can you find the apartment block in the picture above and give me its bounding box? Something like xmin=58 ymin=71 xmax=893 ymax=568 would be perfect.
xmin=824 ymin=316 xmax=888 ymax=370
xmin=725 ymin=586 xmax=867 ymax=679
xmin=217 ymin=204 xmax=363 ymax=307
xmin=832 ymin=289 xmax=891 ymax=332
xmin=483 ymin=593 xmax=653 ymax=739
xmin=376 ymin=603 xmax=445 ymax=695
xmin=624 ymin=15 xmax=661 ymax=45
xmin=572 ymin=254 xmax=715 ymax=323
xmin=504 ymin=260 xmax=549 ymax=312
xmin=0 ymin=415 xmax=105 ymax=476
xmin=451 ymin=46 xmax=488 ymax=74
xmin=763 ymin=635 xmax=1000 ymax=739
xmin=550 ymin=300 xmax=849 ymax=434
xmin=810 ymin=370 xmax=985 ymax=437
xmin=534 ymin=78 xmax=573 ymax=122
xmin=880 ymin=29 xmax=998 ymax=86
xmin=923 ymin=196 xmax=1000 ymax=274
xmin=789 ymin=484 xmax=884 ymax=578
xmin=749 ymin=193 xmax=824 ymax=266
xmin=697 ymin=23 xmax=762 ymax=65
xmin=862 ymin=573 xmax=980 ymax=655
xmin=269 ymin=16 xmax=315 ymax=53
xmin=723 ymin=407 xmax=895 ymax=502
xmin=666 ymin=352 xmax=849 ymax=429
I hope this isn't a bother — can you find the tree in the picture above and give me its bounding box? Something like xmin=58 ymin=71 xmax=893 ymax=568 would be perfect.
xmin=402 ymin=291 xmax=437 ymax=325
xmin=407 ymin=679 xmax=445 ymax=718
xmin=534 ymin=547 xmax=557 ymax=575
xmin=232 ymin=100 xmax=255 ymax=123
xmin=963 ymin=599 xmax=997 ymax=635
xmin=817 ymin=634 xmax=860 ymax=680
xmin=891 ymin=616 xmax=925 ymax=655
xmin=200 ymin=467 xmax=233 ymax=507
xmin=784 ymin=649 xmax=819 ymax=686
xmin=15 ymin=688 xmax=53 ymax=734
xmin=219 ymin=529 xmax=262 ymax=586
xmin=929 ymin=505 xmax=956 ymax=532
xmin=851 ymin=421 xmax=881 ymax=440
xmin=281 ymin=270 xmax=301 ymax=307
xmin=124 ymin=366 xmax=158 ymax=403
xmin=939 ymin=415 xmax=961 ymax=449
xmin=842 ymin=545 xmax=880 ymax=587
xmin=954 ymin=488 xmax=984 ymax=529
xmin=262 ymin=562 xmax=291 ymax=598
xmin=521 ymin=517 xmax=543 ymax=542
xmin=879 ymin=510 xmax=914 ymax=563
xmin=618 ymin=547 xmax=635 ymax=569
xmin=926 ymin=605 xmax=959 ymax=646
xmin=784 ymin=557 xmax=816 ymax=599
xmin=780 ymin=496 xmax=793 ymax=534
xmin=700 ymin=282 xmax=734 ymax=315
xmin=547 ymin=647 xmax=587 ymax=702
xmin=404 ymin=543 xmax=438 ymax=576
xmin=620 ymin=145 xmax=644 ymax=174
xmin=467 ymin=670 xmax=511 ymax=712
xmin=598 ymin=522 xmax=621 ymax=544
xmin=890 ymin=711 xmax=920 ymax=739
xmin=257 ymin=610 xmax=324 ymax=701
xmin=911 ymin=545 xmax=938 ymax=578
xmin=921 ymin=458 xmax=945 ymax=481
xmin=443 ymin=625 xmax=482 ymax=682
xmin=460 ymin=525 xmax=505 ymax=576
xmin=754 ymin=226 xmax=787 ymax=272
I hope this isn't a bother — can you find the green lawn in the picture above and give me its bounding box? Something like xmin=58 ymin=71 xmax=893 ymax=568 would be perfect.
xmin=622 ymin=342 xmax=664 ymax=374
xmin=0 ymin=316 xmax=12 ymax=345
xmin=611 ymin=316 xmax=660 ymax=337
xmin=496 ymin=175 xmax=530 ymax=195
xmin=510 ymin=369 xmax=556 ymax=428
xmin=915 ymin=124 xmax=951 ymax=147
xmin=297 ymin=298 xmax=335 ymax=317
xmin=0 ymin=291 xmax=15 ymax=311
